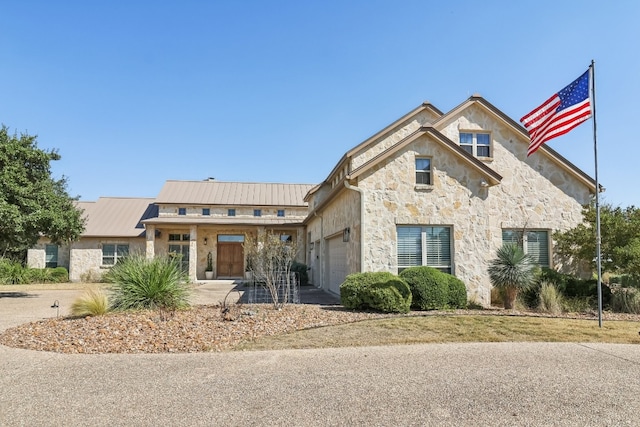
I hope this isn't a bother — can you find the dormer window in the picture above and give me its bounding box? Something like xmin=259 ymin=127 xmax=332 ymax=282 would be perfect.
xmin=178 ymin=208 xmax=186 ymax=215
xmin=277 ymin=209 xmax=285 ymax=217
xmin=460 ymin=132 xmax=491 ymax=158
xmin=254 ymin=209 xmax=262 ymax=217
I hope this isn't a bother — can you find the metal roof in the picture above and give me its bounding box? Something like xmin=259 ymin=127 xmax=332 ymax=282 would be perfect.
xmin=155 ymin=180 xmax=314 ymax=206
xmin=77 ymin=197 xmax=158 ymax=237
xmin=142 ymin=217 xmax=304 ymax=226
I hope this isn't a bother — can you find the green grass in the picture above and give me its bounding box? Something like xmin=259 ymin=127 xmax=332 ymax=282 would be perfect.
xmin=236 ymin=314 xmax=640 ymax=351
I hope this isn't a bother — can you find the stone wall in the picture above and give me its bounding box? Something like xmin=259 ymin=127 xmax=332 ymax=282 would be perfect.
xmin=355 ymin=105 xmax=591 ymax=306
xmin=69 ymin=238 xmax=146 ymax=282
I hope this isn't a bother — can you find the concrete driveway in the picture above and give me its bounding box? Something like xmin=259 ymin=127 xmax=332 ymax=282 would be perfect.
xmin=1 ymin=284 xmax=639 ymax=426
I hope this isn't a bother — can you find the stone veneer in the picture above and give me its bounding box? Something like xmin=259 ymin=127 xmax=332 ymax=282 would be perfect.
xmin=309 ymin=101 xmax=592 ymax=306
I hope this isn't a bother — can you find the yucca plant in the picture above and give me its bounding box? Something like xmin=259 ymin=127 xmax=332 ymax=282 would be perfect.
xmin=71 ymin=288 xmax=109 ymax=317
xmin=105 ymin=254 xmax=191 ymax=311
xmin=488 ymin=243 xmax=537 ymax=309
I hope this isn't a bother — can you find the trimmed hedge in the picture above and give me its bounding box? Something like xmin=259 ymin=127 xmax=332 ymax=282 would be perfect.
xmin=445 ymin=274 xmax=468 ymax=309
xmin=290 ymin=261 xmax=309 ymax=286
xmin=340 ymin=272 xmax=396 ymax=309
xmin=400 ymin=266 xmax=448 ymax=310
xmin=362 ymin=278 xmax=412 ymax=313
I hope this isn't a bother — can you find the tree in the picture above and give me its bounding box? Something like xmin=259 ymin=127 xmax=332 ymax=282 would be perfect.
xmin=244 ymin=231 xmax=299 ymax=308
xmin=0 ymin=126 xmax=85 ymax=261
xmin=488 ymin=243 xmax=537 ymax=309
xmin=554 ymin=203 xmax=640 ymax=277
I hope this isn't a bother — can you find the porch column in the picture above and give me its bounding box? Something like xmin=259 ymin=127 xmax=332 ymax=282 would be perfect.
xmin=145 ymin=225 xmax=155 ymax=260
xmin=189 ymin=225 xmax=198 ymax=281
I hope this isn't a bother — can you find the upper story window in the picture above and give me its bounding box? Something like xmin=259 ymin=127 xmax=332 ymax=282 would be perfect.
xmin=460 ymin=132 xmax=491 ymax=158
xmin=254 ymin=209 xmax=262 ymax=217
xmin=178 ymin=208 xmax=186 ymax=215
xmin=415 ymin=158 xmax=431 ymax=185
xmin=202 ymin=208 xmax=210 ymax=216
xmin=277 ymin=209 xmax=285 ymax=217
xmin=228 ymin=208 xmax=236 ymax=217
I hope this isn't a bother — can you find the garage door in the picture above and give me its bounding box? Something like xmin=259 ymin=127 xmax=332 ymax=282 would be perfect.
xmin=327 ymin=236 xmax=348 ymax=294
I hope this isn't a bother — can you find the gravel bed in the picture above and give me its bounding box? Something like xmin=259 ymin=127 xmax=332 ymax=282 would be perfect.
xmin=1 ymin=304 xmax=638 ymax=354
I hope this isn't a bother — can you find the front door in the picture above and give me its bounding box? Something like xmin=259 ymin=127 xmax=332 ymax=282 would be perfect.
xmin=217 ymin=242 xmax=244 ymax=277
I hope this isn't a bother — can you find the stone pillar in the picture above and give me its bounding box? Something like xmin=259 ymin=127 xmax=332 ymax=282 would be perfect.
xmin=145 ymin=225 xmax=155 ymax=260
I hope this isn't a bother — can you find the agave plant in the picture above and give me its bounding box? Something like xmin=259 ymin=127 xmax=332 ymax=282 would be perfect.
xmin=488 ymin=243 xmax=537 ymax=309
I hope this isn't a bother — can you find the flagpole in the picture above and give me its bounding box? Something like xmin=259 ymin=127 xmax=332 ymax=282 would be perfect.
xmin=591 ymin=60 xmax=603 ymax=328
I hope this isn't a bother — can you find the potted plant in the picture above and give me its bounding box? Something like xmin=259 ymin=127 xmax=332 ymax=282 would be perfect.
xmin=205 ymin=251 xmax=214 ymax=280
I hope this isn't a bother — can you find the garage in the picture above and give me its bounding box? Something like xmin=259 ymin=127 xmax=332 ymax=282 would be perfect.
xmin=326 ymin=235 xmax=348 ymax=294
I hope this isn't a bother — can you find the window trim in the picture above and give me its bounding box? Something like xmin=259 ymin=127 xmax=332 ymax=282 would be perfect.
xmin=102 ymin=243 xmax=129 ymax=266
xmin=415 ymin=157 xmax=432 ymax=187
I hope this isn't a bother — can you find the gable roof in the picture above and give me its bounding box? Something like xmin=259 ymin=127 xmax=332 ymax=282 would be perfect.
xmin=155 ymin=180 xmax=314 ymax=207
xmin=77 ymin=197 xmax=157 ymax=237
xmin=348 ymin=125 xmax=503 ymax=185
xmin=437 ymin=95 xmax=597 ymax=190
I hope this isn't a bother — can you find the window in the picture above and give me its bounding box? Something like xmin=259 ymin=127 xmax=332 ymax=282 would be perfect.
xmin=102 ymin=244 xmax=129 ymax=266
xmin=459 ymin=132 xmax=491 ymax=157
xmin=502 ymin=230 xmax=550 ymax=268
xmin=277 ymin=209 xmax=285 ymax=217
xmin=397 ymin=226 xmax=452 ymax=273
xmin=415 ymin=158 xmax=431 ymax=185
xmin=178 ymin=208 xmax=186 ymax=215
xmin=254 ymin=209 xmax=262 ymax=217
xmin=202 ymin=208 xmax=210 ymax=216
xmin=168 ymin=233 xmax=190 ymax=241
xmin=168 ymin=244 xmax=189 ymax=272
xmin=228 ymin=209 xmax=236 ymax=217
xmin=280 ymin=234 xmax=292 ymax=242
xmin=45 ymin=244 xmax=58 ymax=268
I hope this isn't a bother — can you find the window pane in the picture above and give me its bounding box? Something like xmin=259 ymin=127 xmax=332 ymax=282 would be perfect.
xmin=117 ymin=245 xmax=129 ymax=257
xmin=502 ymin=230 xmax=523 ymax=248
xmin=460 ymin=133 xmax=473 ymax=144
xmin=102 ymin=244 xmax=115 ymax=257
xmin=415 ymin=158 xmax=430 ymax=172
xmin=527 ymin=231 xmax=549 ymax=267
xmin=254 ymin=209 xmax=261 ymax=217
xmin=461 ymin=145 xmax=473 ymax=155
xmin=45 ymin=244 xmax=58 ymax=268
xmin=476 ymin=134 xmax=490 ymax=145
xmin=202 ymin=208 xmax=210 ymax=216
xmin=277 ymin=210 xmax=285 ymax=217
xmin=178 ymin=208 xmax=186 ymax=215
xmin=182 ymin=234 xmax=190 ymax=241
xmin=228 ymin=209 xmax=236 ymax=216
xmin=397 ymin=227 xmax=422 ymax=267
xmin=169 ymin=234 xmax=180 ymax=241
xmin=217 ymin=235 xmax=245 ymax=242
xmin=425 ymin=227 xmax=451 ymax=269
xmin=416 ymin=171 xmax=431 ymax=185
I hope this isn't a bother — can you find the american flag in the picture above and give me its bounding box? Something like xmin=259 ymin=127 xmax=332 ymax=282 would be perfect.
xmin=520 ymin=69 xmax=592 ymax=156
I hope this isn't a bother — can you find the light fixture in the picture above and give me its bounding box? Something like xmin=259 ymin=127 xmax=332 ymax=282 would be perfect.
xmin=480 ymin=179 xmax=489 ymax=188
xmin=204 ymin=237 xmax=208 ymax=245
xmin=343 ymin=227 xmax=350 ymax=242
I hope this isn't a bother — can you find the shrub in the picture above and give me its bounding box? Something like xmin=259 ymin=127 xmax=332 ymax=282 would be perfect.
xmin=362 ymin=278 xmax=412 ymax=313
xmin=562 ymin=296 xmax=594 ymax=313
xmin=537 ymin=281 xmax=563 ymax=314
xmin=105 ymin=254 xmax=191 ymax=311
xmin=488 ymin=244 xmax=537 ymax=309
xmin=340 ymin=272 xmax=396 ymax=309
xmin=399 ymin=267 xmax=449 ymax=310
xmin=445 ymin=274 xmax=467 ymax=309
xmin=290 ymin=261 xmax=309 ymax=286
xmin=0 ymin=258 xmax=28 ymax=284
xmin=71 ymin=288 xmax=109 ymax=317
xmin=50 ymin=267 xmax=69 ymax=283
xmin=610 ymin=287 xmax=640 ymax=314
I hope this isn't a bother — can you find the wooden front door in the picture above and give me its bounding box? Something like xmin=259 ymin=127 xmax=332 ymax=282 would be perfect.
xmin=216 ymin=242 xmax=244 ymax=277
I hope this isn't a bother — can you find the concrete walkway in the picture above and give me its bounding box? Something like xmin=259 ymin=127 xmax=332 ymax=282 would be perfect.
xmin=1 ymin=284 xmax=639 ymax=426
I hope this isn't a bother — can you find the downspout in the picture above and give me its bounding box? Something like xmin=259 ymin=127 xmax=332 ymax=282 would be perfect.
xmin=344 ymin=180 xmax=365 ymax=272
xmin=313 ymin=211 xmax=323 ymax=288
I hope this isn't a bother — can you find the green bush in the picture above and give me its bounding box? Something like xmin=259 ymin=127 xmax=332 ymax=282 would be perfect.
xmin=445 ymin=274 xmax=467 ymax=309
xmin=290 ymin=261 xmax=309 ymax=286
xmin=50 ymin=267 xmax=69 ymax=283
xmin=361 ymin=278 xmax=412 ymax=313
xmin=340 ymin=272 xmax=396 ymax=309
xmin=399 ymin=267 xmax=449 ymax=310
xmin=0 ymin=258 xmax=28 ymax=284
xmin=105 ymin=254 xmax=191 ymax=311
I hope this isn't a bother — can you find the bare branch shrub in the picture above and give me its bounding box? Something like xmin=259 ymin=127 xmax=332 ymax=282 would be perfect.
xmin=244 ymin=231 xmax=299 ymax=309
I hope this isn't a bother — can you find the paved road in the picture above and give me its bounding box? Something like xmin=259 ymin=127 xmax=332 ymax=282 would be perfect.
xmin=1 ymin=285 xmax=639 ymax=426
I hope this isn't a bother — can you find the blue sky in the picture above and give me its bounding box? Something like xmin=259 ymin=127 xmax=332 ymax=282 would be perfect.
xmin=1 ymin=1 xmax=638 ymax=206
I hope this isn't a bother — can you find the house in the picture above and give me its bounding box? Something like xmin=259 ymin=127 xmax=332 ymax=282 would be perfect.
xmin=27 ymin=95 xmax=597 ymax=306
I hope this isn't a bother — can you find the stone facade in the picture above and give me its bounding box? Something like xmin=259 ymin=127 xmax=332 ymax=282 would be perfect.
xmin=306 ymin=98 xmax=593 ymax=306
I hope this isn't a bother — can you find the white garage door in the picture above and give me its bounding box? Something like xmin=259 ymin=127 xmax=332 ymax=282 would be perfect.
xmin=327 ymin=236 xmax=348 ymax=295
